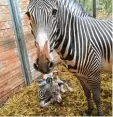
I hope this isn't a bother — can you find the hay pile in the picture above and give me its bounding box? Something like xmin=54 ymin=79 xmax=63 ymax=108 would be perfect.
xmin=0 ymin=64 xmax=112 ymax=116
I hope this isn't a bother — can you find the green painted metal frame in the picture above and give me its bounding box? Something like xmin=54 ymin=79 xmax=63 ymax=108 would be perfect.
xmin=78 ymin=0 xmax=96 ymax=18
xmin=93 ymin=0 xmax=96 ymax=18
xmin=8 ymin=0 xmax=32 ymax=85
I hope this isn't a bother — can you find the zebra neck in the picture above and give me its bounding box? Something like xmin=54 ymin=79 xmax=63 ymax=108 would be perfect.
xmin=54 ymin=6 xmax=77 ymax=61
xmin=58 ymin=0 xmax=92 ymax=17
xmin=54 ymin=19 xmax=79 ymax=62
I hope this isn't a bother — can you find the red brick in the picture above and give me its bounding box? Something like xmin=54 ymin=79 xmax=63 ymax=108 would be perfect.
xmin=0 ymin=35 xmax=15 ymax=42
xmin=9 ymin=77 xmax=24 ymax=90
xmin=0 ymin=28 xmax=14 ymax=37
xmin=0 ymin=61 xmax=21 ymax=76
xmin=0 ymin=72 xmax=23 ymax=98
xmin=0 ymin=56 xmax=19 ymax=69
xmin=0 ymin=13 xmax=11 ymax=22
xmin=0 ymin=41 xmax=16 ymax=53
xmin=0 ymin=89 xmax=11 ymax=99
xmin=19 ymin=5 xmax=28 ymax=13
xmin=0 ymin=0 xmax=8 ymax=5
xmin=0 ymin=66 xmax=22 ymax=84
xmin=19 ymin=0 xmax=29 ymax=5
xmin=0 ymin=48 xmax=17 ymax=61
xmin=0 ymin=5 xmax=9 ymax=14
xmin=0 ymin=21 xmax=12 ymax=30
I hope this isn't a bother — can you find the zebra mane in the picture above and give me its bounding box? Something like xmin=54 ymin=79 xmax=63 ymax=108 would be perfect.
xmin=56 ymin=0 xmax=93 ymax=35
xmin=57 ymin=0 xmax=92 ymax=17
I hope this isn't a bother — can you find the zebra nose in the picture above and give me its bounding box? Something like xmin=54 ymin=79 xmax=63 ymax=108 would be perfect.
xmin=33 ymin=63 xmax=39 ymax=71
xmin=48 ymin=61 xmax=54 ymax=69
xmin=33 ymin=61 xmax=54 ymax=74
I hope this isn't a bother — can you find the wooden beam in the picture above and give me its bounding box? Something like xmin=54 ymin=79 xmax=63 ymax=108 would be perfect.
xmin=8 ymin=0 xmax=32 ymax=85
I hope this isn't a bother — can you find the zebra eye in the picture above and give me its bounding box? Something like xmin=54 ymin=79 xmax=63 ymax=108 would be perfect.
xmin=26 ymin=11 xmax=30 ymax=19
xmin=52 ymin=9 xmax=57 ymax=16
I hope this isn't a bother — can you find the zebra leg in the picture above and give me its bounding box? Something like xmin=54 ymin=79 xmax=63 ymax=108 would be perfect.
xmin=78 ymin=77 xmax=93 ymax=116
xmin=88 ymin=77 xmax=104 ymax=116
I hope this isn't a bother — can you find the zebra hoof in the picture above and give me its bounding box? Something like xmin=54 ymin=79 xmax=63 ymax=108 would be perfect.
xmin=83 ymin=110 xmax=92 ymax=116
xmin=61 ymin=89 xmax=66 ymax=93
xmin=68 ymin=87 xmax=73 ymax=92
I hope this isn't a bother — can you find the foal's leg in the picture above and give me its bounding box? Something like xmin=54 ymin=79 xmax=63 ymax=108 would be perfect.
xmin=40 ymin=100 xmax=51 ymax=107
xmin=77 ymin=77 xmax=93 ymax=116
xmin=60 ymin=84 xmax=66 ymax=93
xmin=63 ymin=82 xmax=73 ymax=92
xmin=40 ymin=98 xmax=55 ymax=108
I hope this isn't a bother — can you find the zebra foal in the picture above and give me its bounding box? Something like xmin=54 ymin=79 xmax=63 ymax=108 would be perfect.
xmin=38 ymin=77 xmax=62 ymax=107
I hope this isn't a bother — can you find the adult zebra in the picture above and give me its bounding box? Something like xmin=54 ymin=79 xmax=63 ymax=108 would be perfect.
xmin=26 ymin=0 xmax=112 ymax=116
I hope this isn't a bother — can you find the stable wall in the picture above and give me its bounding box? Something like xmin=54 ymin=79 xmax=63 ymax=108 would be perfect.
xmin=0 ymin=0 xmax=35 ymax=105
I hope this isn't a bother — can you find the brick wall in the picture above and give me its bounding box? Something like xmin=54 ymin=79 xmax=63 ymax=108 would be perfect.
xmin=0 ymin=0 xmax=27 ymax=104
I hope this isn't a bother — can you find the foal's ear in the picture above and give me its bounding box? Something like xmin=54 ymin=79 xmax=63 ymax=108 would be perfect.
xmin=46 ymin=77 xmax=53 ymax=84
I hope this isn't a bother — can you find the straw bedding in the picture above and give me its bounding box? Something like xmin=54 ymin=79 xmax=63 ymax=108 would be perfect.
xmin=0 ymin=64 xmax=112 ymax=116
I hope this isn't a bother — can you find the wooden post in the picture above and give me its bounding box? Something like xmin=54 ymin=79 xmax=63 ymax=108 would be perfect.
xmin=8 ymin=0 xmax=32 ymax=85
xmin=93 ymin=0 xmax=96 ymax=18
